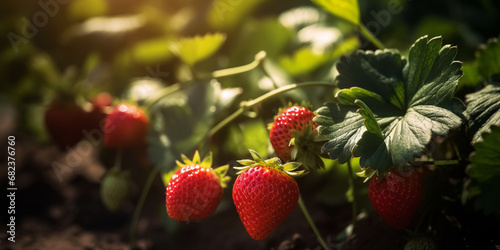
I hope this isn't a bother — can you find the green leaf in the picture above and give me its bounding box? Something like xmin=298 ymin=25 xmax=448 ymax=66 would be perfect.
xmin=239 ymin=120 xmax=270 ymax=158
xmin=148 ymin=80 xmax=240 ymax=172
xmin=316 ymin=36 xmax=464 ymax=171
xmin=123 ymin=78 xmax=165 ymax=106
xmin=312 ymin=0 xmax=360 ymax=25
xmin=229 ymin=19 xmax=292 ymax=64
xmin=68 ymin=0 xmax=107 ymax=20
xmin=476 ymin=36 xmax=500 ymax=81
xmin=131 ymin=36 xmax=174 ymax=64
xmin=207 ymin=0 xmax=265 ymax=30
xmin=279 ymin=47 xmax=331 ymax=77
xmin=469 ymin=125 xmax=500 ymax=215
xmin=464 ymin=83 xmax=500 ymax=144
xmin=171 ymin=33 xmax=226 ymax=66
xmin=470 ymin=126 xmax=500 ymax=181
xmin=314 ymin=102 xmax=365 ymax=164
xmin=464 ymin=82 xmax=500 ymax=144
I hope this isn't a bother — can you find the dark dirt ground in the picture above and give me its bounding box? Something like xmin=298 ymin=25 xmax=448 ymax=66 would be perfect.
xmin=1 ymin=132 xmax=500 ymax=250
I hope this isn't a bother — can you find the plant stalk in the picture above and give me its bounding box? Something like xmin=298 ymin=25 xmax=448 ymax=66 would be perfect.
xmin=114 ymin=149 xmax=123 ymax=170
xmin=298 ymin=195 xmax=331 ymax=250
xmin=347 ymin=159 xmax=358 ymax=227
xmin=210 ymin=51 xmax=267 ymax=78
xmin=129 ymin=168 xmax=159 ymax=248
xmin=144 ymin=51 xmax=268 ymax=110
xmin=415 ymin=159 xmax=462 ymax=166
xmin=358 ymin=24 xmax=385 ymax=50
xmin=207 ymin=81 xmax=336 ymax=138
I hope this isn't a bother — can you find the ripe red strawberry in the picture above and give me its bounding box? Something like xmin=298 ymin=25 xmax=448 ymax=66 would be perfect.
xmin=103 ymin=103 xmax=149 ymax=148
xmin=368 ymin=168 xmax=423 ymax=230
xmin=269 ymin=106 xmax=324 ymax=169
xmin=44 ymin=102 xmax=87 ymax=150
xmin=233 ymin=150 xmax=304 ymax=240
xmin=166 ymin=151 xmax=230 ymax=221
xmin=85 ymin=92 xmax=113 ymax=131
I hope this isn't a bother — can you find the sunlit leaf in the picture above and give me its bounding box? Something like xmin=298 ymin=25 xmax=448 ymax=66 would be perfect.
xmin=207 ymin=0 xmax=265 ymax=30
xmin=171 ymin=33 xmax=226 ymax=66
xmin=123 ymin=78 xmax=165 ymax=106
xmin=230 ymin=19 xmax=292 ymax=64
xmin=315 ymin=36 xmax=463 ymax=171
xmin=312 ymin=0 xmax=360 ymax=26
xmin=68 ymin=0 xmax=107 ymax=20
xmin=131 ymin=36 xmax=174 ymax=64
xmin=279 ymin=47 xmax=331 ymax=77
xmin=279 ymin=6 xmax=326 ymax=31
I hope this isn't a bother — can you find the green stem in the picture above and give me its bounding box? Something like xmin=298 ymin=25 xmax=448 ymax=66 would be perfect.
xmin=143 ymin=51 xmax=268 ymax=110
xmin=347 ymin=159 xmax=358 ymax=227
xmin=298 ymin=195 xmax=330 ymax=250
xmin=358 ymin=24 xmax=385 ymax=50
xmin=143 ymin=83 xmax=182 ymax=110
xmin=114 ymin=149 xmax=123 ymax=170
xmin=210 ymin=51 xmax=267 ymax=78
xmin=207 ymin=81 xmax=336 ymax=138
xmin=415 ymin=159 xmax=462 ymax=166
xmin=129 ymin=168 xmax=159 ymax=248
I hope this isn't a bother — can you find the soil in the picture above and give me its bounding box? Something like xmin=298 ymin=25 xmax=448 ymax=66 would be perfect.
xmin=1 ymin=133 xmax=500 ymax=250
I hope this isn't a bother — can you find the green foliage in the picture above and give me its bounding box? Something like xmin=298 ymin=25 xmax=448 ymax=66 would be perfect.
xmin=207 ymin=0 xmax=265 ymax=30
xmin=171 ymin=33 xmax=227 ymax=66
xmin=476 ymin=36 xmax=500 ymax=81
xmin=469 ymin=126 xmax=500 ymax=215
xmin=279 ymin=36 xmax=359 ymax=77
xmin=315 ymin=36 xmax=463 ymax=172
xmin=131 ymin=36 xmax=175 ymax=65
xmin=279 ymin=47 xmax=331 ymax=77
xmin=148 ymin=80 xmax=241 ymax=174
xmin=464 ymin=82 xmax=500 ymax=144
xmin=312 ymin=0 xmax=360 ymax=26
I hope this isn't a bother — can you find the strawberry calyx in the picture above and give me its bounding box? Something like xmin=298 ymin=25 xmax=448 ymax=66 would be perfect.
xmin=289 ymin=122 xmax=327 ymax=170
xmin=356 ymin=167 xmax=378 ymax=183
xmin=358 ymin=165 xmax=419 ymax=183
xmin=234 ymin=149 xmax=307 ymax=177
xmin=172 ymin=150 xmax=231 ymax=188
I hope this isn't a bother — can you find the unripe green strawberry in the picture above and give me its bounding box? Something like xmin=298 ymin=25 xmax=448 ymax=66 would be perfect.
xmin=233 ymin=150 xmax=305 ymax=240
xmin=100 ymin=168 xmax=132 ymax=212
xmin=404 ymin=236 xmax=438 ymax=250
xmin=269 ymin=106 xmax=324 ymax=169
xmin=368 ymin=168 xmax=423 ymax=230
xmin=103 ymin=103 xmax=149 ymax=148
xmin=166 ymin=151 xmax=230 ymax=221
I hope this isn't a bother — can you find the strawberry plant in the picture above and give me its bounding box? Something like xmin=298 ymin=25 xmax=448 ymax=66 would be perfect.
xmin=5 ymin=0 xmax=500 ymax=249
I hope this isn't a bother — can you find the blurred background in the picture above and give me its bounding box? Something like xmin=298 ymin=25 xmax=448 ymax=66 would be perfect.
xmin=1 ymin=0 xmax=499 ymax=249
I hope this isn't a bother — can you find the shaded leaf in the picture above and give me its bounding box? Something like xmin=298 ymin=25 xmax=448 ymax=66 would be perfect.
xmin=148 ymin=80 xmax=240 ymax=172
xmin=476 ymin=36 xmax=500 ymax=81
xmin=469 ymin=125 xmax=500 ymax=215
xmin=464 ymin=82 xmax=500 ymax=144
